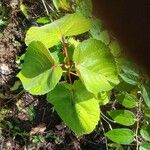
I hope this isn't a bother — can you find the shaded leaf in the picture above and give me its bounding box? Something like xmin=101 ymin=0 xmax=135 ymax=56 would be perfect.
xmin=140 ymin=125 xmax=150 ymax=142
xmin=141 ymin=84 xmax=150 ymax=108
xmin=76 ymin=0 xmax=92 ymax=16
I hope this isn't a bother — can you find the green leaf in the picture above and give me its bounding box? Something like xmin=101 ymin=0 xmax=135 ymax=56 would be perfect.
xmin=47 ymin=80 xmax=100 ymax=136
xmin=97 ymin=91 xmax=110 ymax=105
xmin=99 ymin=30 xmax=110 ymax=45
xmin=116 ymin=93 xmax=138 ymax=108
xmin=141 ymin=84 xmax=150 ymax=108
xmin=108 ymin=110 xmax=136 ymax=126
xmin=76 ymin=0 xmax=93 ymax=16
xmin=17 ymin=41 xmax=63 ymax=95
xmin=106 ymin=128 xmax=134 ymax=145
xmin=73 ymin=39 xmax=119 ymax=94
xmin=109 ymin=40 xmax=121 ymax=58
xmin=52 ymin=0 xmax=71 ymax=11
xmin=140 ymin=125 xmax=150 ymax=142
xmin=140 ymin=144 xmax=150 ymax=150
xmin=90 ymin=19 xmax=103 ymax=39
xmin=36 ymin=16 xmax=50 ymax=24
xmin=118 ymin=60 xmax=139 ymax=85
xmin=144 ymin=108 xmax=150 ymax=119
xmin=25 ymin=13 xmax=92 ymax=48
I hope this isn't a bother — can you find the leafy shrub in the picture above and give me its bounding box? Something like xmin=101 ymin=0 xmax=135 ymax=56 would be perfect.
xmin=17 ymin=0 xmax=150 ymax=149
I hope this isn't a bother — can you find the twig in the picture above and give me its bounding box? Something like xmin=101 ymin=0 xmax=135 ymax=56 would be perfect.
xmin=101 ymin=115 xmax=112 ymax=130
xmin=41 ymin=0 xmax=50 ymax=16
xmin=101 ymin=112 xmax=116 ymax=124
xmin=100 ymin=121 xmax=109 ymax=150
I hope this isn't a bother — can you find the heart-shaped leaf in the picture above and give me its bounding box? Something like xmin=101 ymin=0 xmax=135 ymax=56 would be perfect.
xmin=47 ymin=80 xmax=100 ymax=136
xmin=25 ymin=13 xmax=92 ymax=48
xmin=73 ymin=39 xmax=119 ymax=94
xmin=106 ymin=128 xmax=134 ymax=145
xmin=17 ymin=41 xmax=63 ymax=95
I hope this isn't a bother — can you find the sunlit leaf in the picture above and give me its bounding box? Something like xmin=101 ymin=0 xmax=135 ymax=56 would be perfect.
xmin=25 ymin=13 xmax=92 ymax=48
xmin=17 ymin=41 xmax=63 ymax=95
xmin=47 ymin=80 xmax=100 ymax=136
xmin=108 ymin=110 xmax=136 ymax=126
xmin=73 ymin=39 xmax=119 ymax=94
xmin=116 ymin=93 xmax=138 ymax=108
xmin=106 ymin=128 xmax=134 ymax=145
xmin=140 ymin=144 xmax=150 ymax=150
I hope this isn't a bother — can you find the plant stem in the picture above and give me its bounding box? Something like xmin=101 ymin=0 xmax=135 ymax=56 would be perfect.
xmin=41 ymin=0 xmax=49 ymax=16
xmin=135 ymin=96 xmax=142 ymax=150
xmin=62 ymin=36 xmax=72 ymax=83
xmin=101 ymin=115 xmax=112 ymax=130
xmin=101 ymin=112 xmax=116 ymax=124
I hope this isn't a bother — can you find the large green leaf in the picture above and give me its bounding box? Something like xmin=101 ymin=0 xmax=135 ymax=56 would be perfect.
xmin=116 ymin=93 xmax=138 ymax=108
xmin=73 ymin=39 xmax=119 ymax=94
xmin=17 ymin=41 xmax=63 ymax=95
xmin=140 ymin=144 xmax=150 ymax=150
xmin=140 ymin=125 xmax=150 ymax=142
xmin=141 ymin=84 xmax=150 ymax=108
xmin=108 ymin=110 xmax=136 ymax=126
xmin=106 ymin=128 xmax=134 ymax=145
xmin=47 ymin=80 xmax=100 ymax=136
xmin=25 ymin=13 xmax=92 ymax=48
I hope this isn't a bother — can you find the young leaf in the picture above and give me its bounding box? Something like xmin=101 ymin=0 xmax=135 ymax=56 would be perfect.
xmin=116 ymin=93 xmax=138 ymax=108
xmin=141 ymin=84 xmax=150 ymax=108
xmin=108 ymin=110 xmax=136 ymax=126
xmin=106 ymin=128 xmax=134 ymax=145
xmin=140 ymin=144 xmax=150 ymax=150
xmin=17 ymin=41 xmax=63 ymax=95
xmin=140 ymin=125 xmax=150 ymax=142
xmin=25 ymin=13 xmax=92 ymax=48
xmin=97 ymin=91 xmax=110 ymax=105
xmin=47 ymin=80 xmax=100 ymax=136
xmin=73 ymin=39 xmax=119 ymax=94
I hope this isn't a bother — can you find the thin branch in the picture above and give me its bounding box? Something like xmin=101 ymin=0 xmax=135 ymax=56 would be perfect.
xmin=100 ymin=121 xmax=109 ymax=150
xmin=101 ymin=115 xmax=112 ymax=130
xmin=41 ymin=0 xmax=50 ymax=16
xmin=101 ymin=112 xmax=116 ymax=124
